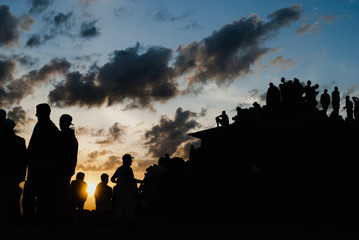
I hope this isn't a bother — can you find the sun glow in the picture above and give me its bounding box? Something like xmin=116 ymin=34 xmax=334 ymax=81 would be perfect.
xmin=87 ymin=182 xmax=97 ymax=196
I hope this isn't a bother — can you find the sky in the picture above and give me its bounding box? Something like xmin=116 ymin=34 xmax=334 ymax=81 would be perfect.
xmin=1 ymin=0 xmax=359 ymax=209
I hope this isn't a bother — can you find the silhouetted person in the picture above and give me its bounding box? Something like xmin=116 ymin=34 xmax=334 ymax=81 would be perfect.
xmin=344 ymin=96 xmax=354 ymax=120
xmin=320 ymin=89 xmax=330 ymax=115
xmin=70 ymin=172 xmax=88 ymax=212
xmin=94 ymin=173 xmax=112 ymax=225
xmin=266 ymin=82 xmax=281 ymax=112
xmin=232 ymin=107 xmax=243 ymax=123
xmin=293 ymin=78 xmax=304 ymax=105
xmin=0 ymin=109 xmax=10 ymax=222
xmin=95 ymin=173 xmax=112 ymax=211
xmin=22 ymin=103 xmax=60 ymax=221
xmin=1 ymin=119 xmax=26 ymax=222
xmin=332 ymin=87 xmax=340 ymax=117
xmin=353 ymin=97 xmax=359 ymax=120
xmin=142 ymin=157 xmax=168 ymax=208
xmin=56 ymin=114 xmax=78 ymax=222
xmin=279 ymin=77 xmax=288 ymax=103
xmin=111 ymin=154 xmax=142 ymax=227
xmin=303 ymin=80 xmax=312 ymax=104
xmin=215 ymin=111 xmax=229 ymax=127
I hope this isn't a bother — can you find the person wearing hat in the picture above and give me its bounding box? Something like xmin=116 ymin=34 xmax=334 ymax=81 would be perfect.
xmin=56 ymin=114 xmax=79 ymax=222
xmin=111 ymin=154 xmax=142 ymax=227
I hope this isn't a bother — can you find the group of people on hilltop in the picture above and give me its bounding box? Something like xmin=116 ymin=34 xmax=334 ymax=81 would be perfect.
xmin=216 ymin=78 xmax=359 ymax=127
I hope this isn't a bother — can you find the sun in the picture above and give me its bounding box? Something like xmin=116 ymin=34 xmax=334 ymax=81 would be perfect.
xmin=87 ymin=182 xmax=97 ymax=196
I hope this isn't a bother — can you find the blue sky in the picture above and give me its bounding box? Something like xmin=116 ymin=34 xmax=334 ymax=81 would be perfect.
xmin=1 ymin=0 xmax=359 ymax=200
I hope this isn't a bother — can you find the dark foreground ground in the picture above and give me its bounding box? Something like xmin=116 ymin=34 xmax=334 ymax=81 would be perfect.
xmin=1 ymin=217 xmax=359 ymax=240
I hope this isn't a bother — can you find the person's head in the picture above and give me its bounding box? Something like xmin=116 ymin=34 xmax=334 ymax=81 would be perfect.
xmin=60 ymin=114 xmax=73 ymax=130
xmin=36 ymin=103 xmax=51 ymax=121
xmin=0 ymin=109 xmax=6 ymax=122
xmin=307 ymin=80 xmax=311 ymax=86
xmin=76 ymin=172 xmax=85 ymax=181
xmin=122 ymin=154 xmax=133 ymax=166
xmin=5 ymin=119 xmax=16 ymax=130
xmin=100 ymin=173 xmax=109 ymax=184
xmin=269 ymin=82 xmax=273 ymax=87
xmin=346 ymin=95 xmax=350 ymax=100
xmin=222 ymin=110 xmax=226 ymax=115
xmin=281 ymin=77 xmax=285 ymax=83
xmin=334 ymin=86 xmax=338 ymax=91
xmin=324 ymin=89 xmax=328 ymax=93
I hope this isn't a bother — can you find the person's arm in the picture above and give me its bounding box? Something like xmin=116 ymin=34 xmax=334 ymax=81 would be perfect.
xmin=111 ymin=170 xmax=118 ymax=183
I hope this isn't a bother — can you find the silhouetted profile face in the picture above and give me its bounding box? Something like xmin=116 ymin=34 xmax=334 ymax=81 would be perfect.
xmin=60 ymin=114 xmax=73 ymax=130
xmin=36 ymin=103 xmax=51 ymax=121
xmin=122 ymin=154 xmax=133 ymax=166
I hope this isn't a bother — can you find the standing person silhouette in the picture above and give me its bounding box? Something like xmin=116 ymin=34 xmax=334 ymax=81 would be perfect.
xmin=111 ymin=154 xmax=142 ymax=229
xmin=320 ymin=89 xmax=330 ymax=115
xmin=95 ymin=173 xmax=112 ymax=224
xmin=344 ymin=96 xmax=354 ymax=120
xmin=95 ymin=173 xmax=112 ymax=211
xmin=69 ymin=172 xmax=88 ymax=212
xmin=266 ymin=82 xmax=281 ymax=113
xmin=4 ymin=119 xmax=27 ymax=223
xmin=56 ymin=114 xmax=78 ymax=223
xmin=22 ymin=103 xmax=60 ymax=222
xmin=331 ymin=87 xmax=340 ymax=117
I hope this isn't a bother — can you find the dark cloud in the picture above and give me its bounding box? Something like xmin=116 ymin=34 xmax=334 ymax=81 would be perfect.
xmin=28 ymin=0 xmax=53 ymax=14
xmin=25 ymin=34 xmax=42 ymax=47
xmin=7 ymin=106 xmax=33 ymax=128
xmin=49 ymin=43 xmax=179 ymax=109
xmin=26 ymin=11 xmax=74 ymax=47
xmin=78 ymin=155 xmax=121 ymax=171
xmin=174 ymin=4 xmax=302 ymax=88
xmin=0 ymin=58 xmax=71 ymax=105
xmin=0 ymin=5 xmax=20 ymax=47
xmin=144 ymin=107 xmax=201 ymax=158
xmin=49 ymin=5 xmax=301 ymax=110
xmin=80 ymin=20 xmax=100 ymax=38
xmin=154 ymin=7 xmax=192 ymax=22
xmin=96 ymin=122 xmax=126 ymax=145
xmin=0 ymin=59 xmax=15 ymax=85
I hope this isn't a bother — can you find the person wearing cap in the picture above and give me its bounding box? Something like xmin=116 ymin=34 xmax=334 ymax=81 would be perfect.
xmin=22 ymin=103 xmax=60 ymax=220
xmin=56 ymin=114 xmax=79 ymax=222
xmin=111 ymin=154 xmax=142 ymax=226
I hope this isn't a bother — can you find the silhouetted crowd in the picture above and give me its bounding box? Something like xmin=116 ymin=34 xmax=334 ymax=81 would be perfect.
xmin=0 ymin=103 xmax=192 ymax=229
xmin=216 ymin=78 xmax=359 ymax=128
xmin=1 ymin=77 xmax=359 ymax=229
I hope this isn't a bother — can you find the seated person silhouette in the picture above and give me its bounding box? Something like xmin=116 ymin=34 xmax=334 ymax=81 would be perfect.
xmin=69 ymin=172 xmax=88 ymax=211
xmin=215 ymin=111 xmax=229 ymax=127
